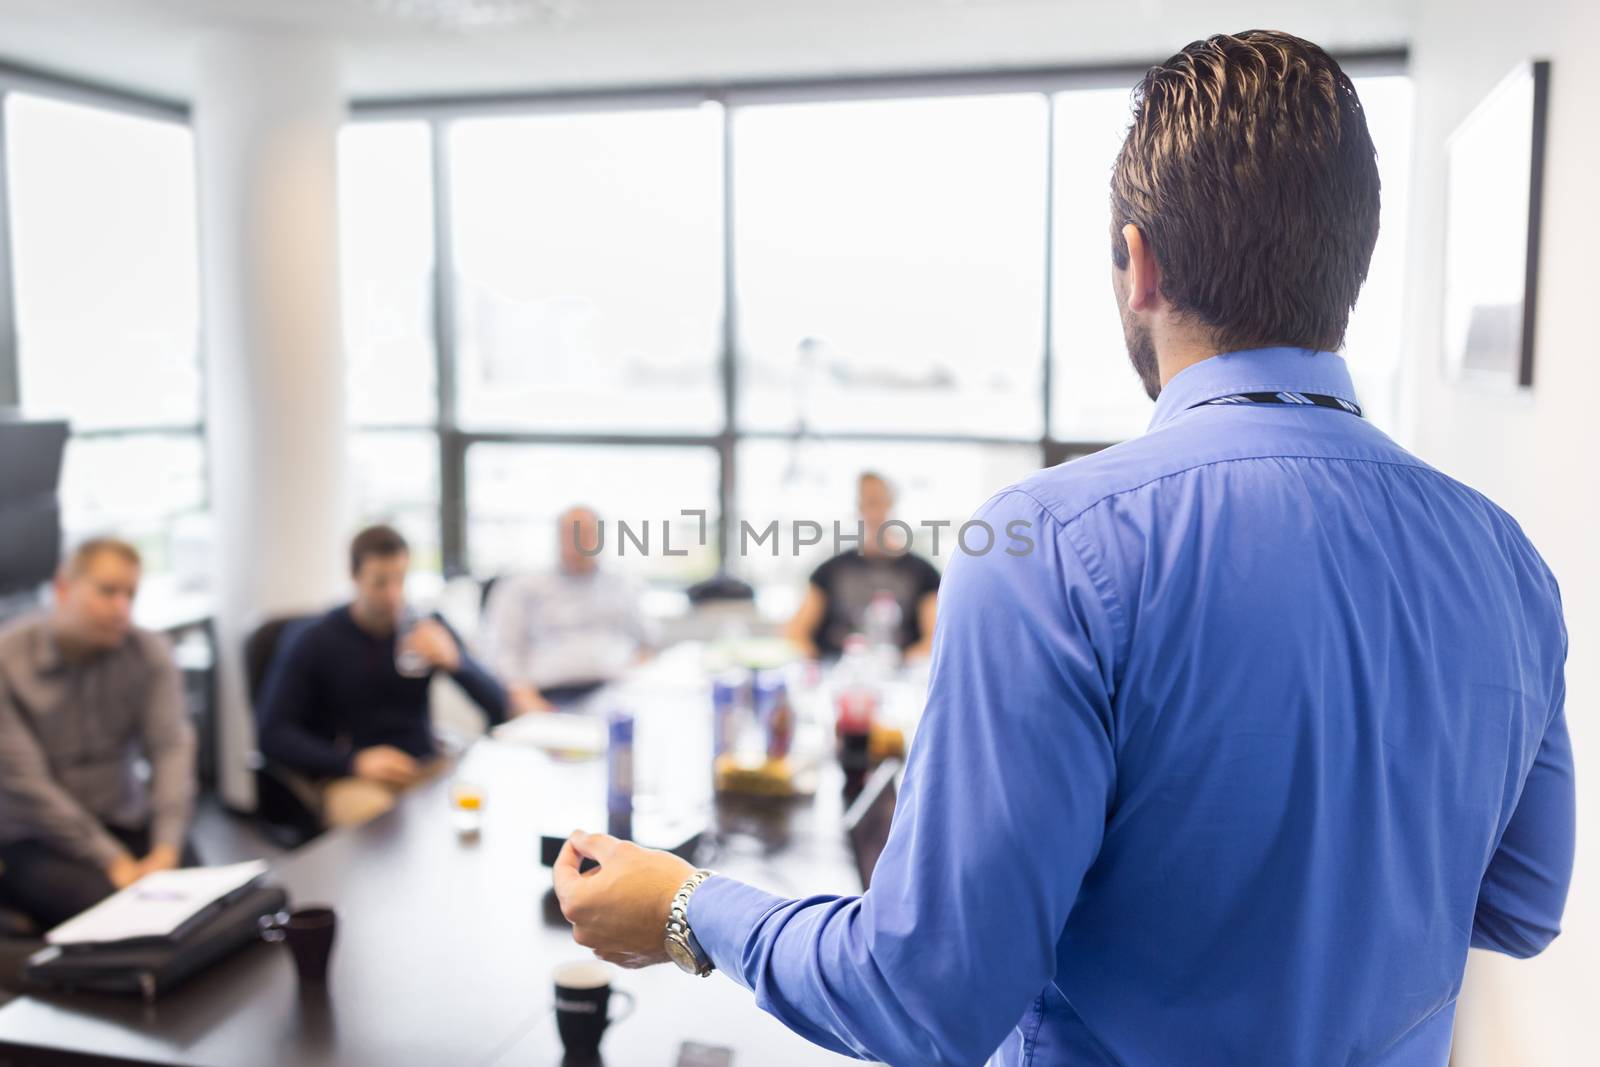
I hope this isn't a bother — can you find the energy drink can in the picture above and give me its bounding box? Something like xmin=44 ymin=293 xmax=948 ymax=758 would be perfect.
xmin=712 ymin=672 xmax=744 ymax=759
xmin=606 ymin=709 xmax=634 ymax=817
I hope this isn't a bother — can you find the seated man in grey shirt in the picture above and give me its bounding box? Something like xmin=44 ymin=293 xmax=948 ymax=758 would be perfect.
xmin=0 ymin=538 xmax=197 ymax=931
xmin=480 ymin=506 xmax=654 ymax=714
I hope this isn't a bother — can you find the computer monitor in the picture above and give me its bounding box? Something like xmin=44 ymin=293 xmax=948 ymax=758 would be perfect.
xmin=0 ymin=419 xmax=69 ymax=600
xmin=842 ymin=758 xmax=901 ymax=891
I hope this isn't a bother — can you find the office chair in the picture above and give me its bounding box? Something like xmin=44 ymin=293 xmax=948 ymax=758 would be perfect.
xmin=0 ymin=907 xmax=38 ymax=942
xmin=685 ymin=572 xmax=755 ymax=605
xmin=244 ymin=616 xmax=325 ymax=849
xmin=477 ymin=574 xmax=500 ymax=616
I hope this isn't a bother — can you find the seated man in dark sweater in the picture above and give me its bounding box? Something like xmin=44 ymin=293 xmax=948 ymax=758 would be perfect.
xmin=257 ymin=525 xmax=508 ymax=827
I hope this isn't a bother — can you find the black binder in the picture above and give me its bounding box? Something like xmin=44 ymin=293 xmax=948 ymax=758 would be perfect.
xmin=24 ymin=884 xmax=288 ymax=1002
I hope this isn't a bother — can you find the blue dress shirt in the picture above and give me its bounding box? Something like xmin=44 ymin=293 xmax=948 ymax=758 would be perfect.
xmin=689 ymin=347 xmax=1574 ymax=1066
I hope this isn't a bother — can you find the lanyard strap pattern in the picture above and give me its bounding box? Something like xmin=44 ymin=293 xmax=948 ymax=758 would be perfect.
xmin=1192 ymin=390 xmax=1363 ymax=418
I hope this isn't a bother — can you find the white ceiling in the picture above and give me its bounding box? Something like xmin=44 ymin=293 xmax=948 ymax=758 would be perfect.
xmin=0 ymin=0 xmax=1416 ymax=103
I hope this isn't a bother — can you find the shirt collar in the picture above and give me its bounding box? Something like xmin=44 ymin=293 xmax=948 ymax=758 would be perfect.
xmin=1148 ymin=346 xmax=1358 ymax=432
xmin=32 ymin=621 xmax=68 ymax=675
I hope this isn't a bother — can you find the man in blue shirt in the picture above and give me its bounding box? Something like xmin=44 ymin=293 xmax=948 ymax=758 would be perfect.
xmin=552 ymin=31 xmax=1574 ymax=1066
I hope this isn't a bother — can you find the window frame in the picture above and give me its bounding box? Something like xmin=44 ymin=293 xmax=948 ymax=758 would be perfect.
xmin=4 ymin=52 xmax=1408 ymax=582
xmin=344 ymin=47 xmax=1409 ymax=579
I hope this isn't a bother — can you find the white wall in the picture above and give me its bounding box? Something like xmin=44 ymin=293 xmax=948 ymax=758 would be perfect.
xmin=1401 ymin=0 xmax=1599 ymax=1061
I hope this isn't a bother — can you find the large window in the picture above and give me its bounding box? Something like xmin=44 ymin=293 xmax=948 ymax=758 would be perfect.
xmin=467 ymin=444 xmax=720 ymax=585
xmin=449 ymin=106 xmax=724 ymax=433
xmin=736 ymin=440 xmax=1042 ymax=610
xmin=1049 ymin=88 xmax=1158 ymax=442
xmin=337 ymin=63 xmax=1414 ymax=595
xmin=349 ymin=430 xmax=443 ymax=574
xmin=339 ymin=121 xmax=445 ymax=568
xmin=2 ymin=91 xmax=204 ymax=576
xmin=339 ymin=120 xmax=437 ymax=427
xmin=735 ymin=94 xmax=1047 ymax=438
xmin=1340 ymin=75 xmax=1415 ymax=432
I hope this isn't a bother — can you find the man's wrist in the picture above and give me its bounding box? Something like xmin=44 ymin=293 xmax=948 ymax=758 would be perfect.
xmin=89 ymin=837 xmax=129 ymax=870
xmin=664 ymin=869 xmax=716 ymax=976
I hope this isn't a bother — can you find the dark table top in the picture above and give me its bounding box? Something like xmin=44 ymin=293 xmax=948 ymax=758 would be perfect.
xmin=0 ymin=729 xmax=866 ymax=1067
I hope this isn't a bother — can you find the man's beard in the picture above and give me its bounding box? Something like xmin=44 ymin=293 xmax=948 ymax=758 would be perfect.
xmin=1119 ymin=296 xmax=1161 ymax=401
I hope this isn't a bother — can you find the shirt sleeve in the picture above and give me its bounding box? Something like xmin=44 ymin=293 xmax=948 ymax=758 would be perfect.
xmin=807 ymin=554 xmax=838 ymax=592
xmin=138 ymin=634 xmax=198 ymax=852
xmin=688 ymin=491 xmax=1122 ymax=1065
xmin=441 ymin=617 xmax=508 ymax=727
xmin=620 ymin=576 xmax=657 ymax=650
xmin=0 ymin=671 xmax=127 ymax=868
xmin=256 ymin=627 xmax=353 ymax=779
xmin=478 ymin=578 xmax=527 ymax=685
xmin=914 ymin=553 xmax=942 ymax=597
xmin=1470 ymin=611 xmax=1574 ymax=958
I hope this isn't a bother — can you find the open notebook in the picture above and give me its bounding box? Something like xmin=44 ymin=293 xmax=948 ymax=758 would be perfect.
xmin=45 ymin=860 xmax=270 ymax=947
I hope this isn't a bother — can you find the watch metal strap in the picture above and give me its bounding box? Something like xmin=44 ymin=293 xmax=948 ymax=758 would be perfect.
xmin=668 ymin=869 xmax=715 ymax=973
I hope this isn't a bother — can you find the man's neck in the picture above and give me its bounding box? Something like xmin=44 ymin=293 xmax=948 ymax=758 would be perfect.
xmin=1156 ymin=336 xmax=1222 ymax=390
xmin=348 ymin=604 xmax=394 ymax=637
xmin=48 ymin=621 xmax=99 ymax=664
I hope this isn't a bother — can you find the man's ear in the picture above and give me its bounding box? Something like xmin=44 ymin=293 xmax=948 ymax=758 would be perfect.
xmin=1121 ymin=223 xmax=1161 ymax=313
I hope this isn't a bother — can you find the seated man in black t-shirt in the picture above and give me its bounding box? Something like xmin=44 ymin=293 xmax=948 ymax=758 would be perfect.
xmin=256 ymin=525 xmax=509 ymax=827
xmin=785 ymin=471 xmax=941 ymax=660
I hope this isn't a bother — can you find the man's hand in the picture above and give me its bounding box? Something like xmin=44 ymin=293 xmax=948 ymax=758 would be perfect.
xmin=105 ymin=852 xmax=142 ymax=890
xmin=508 ymin=683 xmax=555 ymax=716
xmin=136 ymin=844 xmax=181 ymax=878
xmin=402 ymin=620 xmax=461 ymax=673
xmin=553 ymin=831 xmax=695 ymax=968
xmin=352 ymin=744 xmax=422 ymax=787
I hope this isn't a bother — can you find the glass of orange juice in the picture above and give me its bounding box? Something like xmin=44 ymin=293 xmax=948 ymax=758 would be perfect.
xmin=450 ymin=780 xmax=486 ymax=837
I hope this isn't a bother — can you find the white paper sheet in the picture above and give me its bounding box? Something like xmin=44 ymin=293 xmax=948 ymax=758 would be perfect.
xmin=491 ymin=711 xmax=608 ymax=756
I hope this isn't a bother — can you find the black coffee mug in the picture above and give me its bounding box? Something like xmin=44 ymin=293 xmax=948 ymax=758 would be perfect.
xmin=260 ymin=906 xmax=338 ymax=984
xmin=553 ymin=961 xmax=634 ymax=1056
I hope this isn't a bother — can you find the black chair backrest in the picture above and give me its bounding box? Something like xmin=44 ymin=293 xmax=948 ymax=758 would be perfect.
xmin=244 ymin=615 xmax=314 ymax=710
xmin=686 ymin=572 xmax=755 ymax=606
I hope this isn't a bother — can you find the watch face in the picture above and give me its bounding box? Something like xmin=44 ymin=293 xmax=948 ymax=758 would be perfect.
xmin=665 ymin=936 xmax=698 ymax=973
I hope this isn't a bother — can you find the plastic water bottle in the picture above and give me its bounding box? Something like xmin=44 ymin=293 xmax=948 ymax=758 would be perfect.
xmin=834 ymin=636 xmax=879 ymax=797
xmin=394 ymin=607 xmax=430 ymax=678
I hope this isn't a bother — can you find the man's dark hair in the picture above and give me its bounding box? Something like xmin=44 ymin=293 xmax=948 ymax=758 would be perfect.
xmin=1111 ymin=30 xmax=1380 ymax=353
xmin=349 ymin=524 xmax=408 ymax=576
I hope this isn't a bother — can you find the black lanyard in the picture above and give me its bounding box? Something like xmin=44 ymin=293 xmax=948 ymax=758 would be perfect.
xmin=1191 ymin=391 xmax=1363 ymax=418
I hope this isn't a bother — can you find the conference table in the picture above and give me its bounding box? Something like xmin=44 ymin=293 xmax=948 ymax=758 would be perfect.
xmin=0 ymin=649 xmax=922 ymax=1066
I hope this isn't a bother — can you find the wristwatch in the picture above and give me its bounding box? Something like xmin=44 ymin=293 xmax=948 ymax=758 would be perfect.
xmin=664 ymin=869 xmax=715 ymax=977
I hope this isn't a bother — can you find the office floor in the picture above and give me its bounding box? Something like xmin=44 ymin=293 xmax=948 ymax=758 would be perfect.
xmin=190 ymin=792 xmax=290 ymax=866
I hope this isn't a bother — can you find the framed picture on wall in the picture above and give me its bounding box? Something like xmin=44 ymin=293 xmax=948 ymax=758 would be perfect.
xmin=1441 ymin=59 xmax=1550 ymax=389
